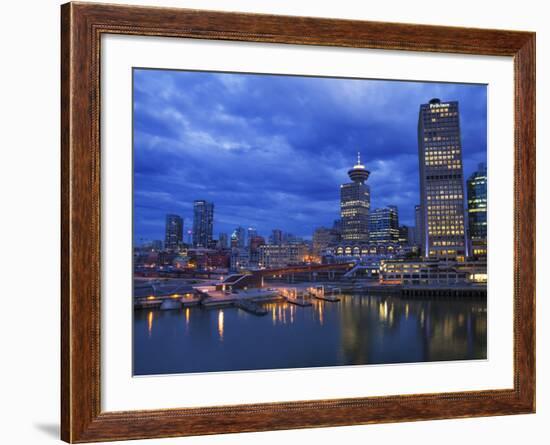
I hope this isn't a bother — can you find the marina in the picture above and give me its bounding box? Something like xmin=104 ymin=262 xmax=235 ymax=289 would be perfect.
xmin=134 ymin=290 xmax=487 ymax=375
xmin=134 ymin=275 xmax=486 ymax=314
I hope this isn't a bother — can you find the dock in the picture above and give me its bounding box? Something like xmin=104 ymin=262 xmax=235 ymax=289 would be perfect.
xmin=200 ymin=288 xmax=283 ymax=308
xmin=400 ymin=285 xmax=486 ymax=299
xmin=234 ymin=300 xmax=268 ymax=316
xmin=286 ymin=297 xmax=313 ymax=307
xmin=313 ymin=295 xmax=341 ymax=302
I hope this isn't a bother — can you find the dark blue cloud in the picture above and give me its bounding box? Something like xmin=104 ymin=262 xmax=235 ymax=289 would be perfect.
xmin=133 ymin=68 xmax=487 ymax=242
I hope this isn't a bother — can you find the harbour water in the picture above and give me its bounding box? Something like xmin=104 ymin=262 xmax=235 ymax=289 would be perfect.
xmin=133 ymin=293 xmax=486 ymax=375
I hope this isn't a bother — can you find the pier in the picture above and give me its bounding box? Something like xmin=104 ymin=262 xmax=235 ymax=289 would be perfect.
xmin=234 ymin=300 xmax=268 ymax=316
xmin=400 ymin=285 xmax=486 ymax=299
xmin=286 ymin=297 xmax=313 ymax=307
xmin=307 ymin=285 xmax=341 ymax=302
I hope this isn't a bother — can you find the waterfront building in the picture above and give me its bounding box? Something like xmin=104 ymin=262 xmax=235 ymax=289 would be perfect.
xmin=379 ymin=258 xmax=487 ymax=285
xmin=258 ymin=243 xmax=308 ymax=269
xmin=217 ymin=232 xmax=228 ymax=249
xmin=192 ymin=200 xmax=214 ymax=248
xmin=341 ymin=152 xmax=371 ymax=242
xmin=328 ymin=242 xmax=401 ymax=259
xmin=164 ymin=214 xmax=183 ymax=250
xmin=269 ymin=229 xmax=283 ymax=245
xmin=467 ymin=163 xmax=488 ymax=258
xmin=418 ymin=99 xmax=467 ymax=260
xmin=230 ymin=247 xmax=251 ymax=271
xmin=368 ymin=206 xmax=399 ymax=244
xmin=231 ymin=226 xmax=246 ymax=248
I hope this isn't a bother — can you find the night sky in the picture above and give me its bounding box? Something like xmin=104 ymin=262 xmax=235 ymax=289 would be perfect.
xmin=133 ymin=68 xmax=487 ymax=244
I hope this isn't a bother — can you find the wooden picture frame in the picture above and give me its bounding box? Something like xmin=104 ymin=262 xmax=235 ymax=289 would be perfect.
xmin=61 ymin=2 xmax=535 ymax=442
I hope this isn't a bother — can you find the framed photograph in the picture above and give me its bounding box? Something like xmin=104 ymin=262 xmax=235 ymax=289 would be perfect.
xmin=61 ymin=2 xmax=535 ymax=442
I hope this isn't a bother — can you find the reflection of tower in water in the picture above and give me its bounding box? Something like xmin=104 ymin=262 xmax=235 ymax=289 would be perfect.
xmin=338 ymin=295 xmax=487 ymax=364
xmin=422 ymin=302 xmax=487 ymax=361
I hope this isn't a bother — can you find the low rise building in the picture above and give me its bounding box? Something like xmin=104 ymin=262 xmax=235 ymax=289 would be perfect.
xmin=258 ymin=243 xmax=309 ymax=269
xmin=379 ymin=259 xmax=487 ymax=286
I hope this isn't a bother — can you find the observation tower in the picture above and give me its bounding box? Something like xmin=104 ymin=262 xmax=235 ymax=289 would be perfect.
xmin=347 ymin=152 xmax=370 ymax=184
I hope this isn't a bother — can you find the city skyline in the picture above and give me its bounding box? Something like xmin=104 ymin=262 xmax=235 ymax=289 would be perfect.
xmin=134 ymin=69 xmax=487 ymax=243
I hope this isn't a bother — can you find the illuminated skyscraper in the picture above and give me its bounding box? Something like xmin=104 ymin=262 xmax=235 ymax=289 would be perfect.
xmin=192 ymin=200 xmax=214 ymax=248
xmin=368 ymin=206 xmax=399 ymax=244
xmin=164 ymin=214 xmax=183 ymax=250
xmin=340 ymin=152 xmax=370 ymax=242
xmin=467 ymin=163 xmax=488 ymax=257
xmin=418 ymin=98 xmax=467 ymax=259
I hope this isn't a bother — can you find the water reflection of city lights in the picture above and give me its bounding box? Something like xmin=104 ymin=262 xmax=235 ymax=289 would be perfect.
xmin=147 ymin=310 xmax=154 ymax=337
xmin=379 ymin=301 xmax=388 ymax=322
xmin=218 ymin=310 xmax=224 ymax=341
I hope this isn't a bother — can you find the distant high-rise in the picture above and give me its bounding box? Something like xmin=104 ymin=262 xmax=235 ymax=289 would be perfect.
xmin=231 ymin=226 xmax=246 ymax=248
xmin=418 ymin=98 xmax=467 ymax=259
xmin=192 ymin=200 xmax=214 ymax=248
xmin=218 ymin=232 xmax=229 ymax=249
xmin=407 ymin=226 xmax=416 ymax=246
xmin=246 ymin=227 xmax=257 ymax=246
xmin=368 ymin=206 xmax=399 ymax=244
xmin=467 ymin=163 xmax=488 ymax=257
xmin=398 ymin=226 xmax=409 ymax=245
xmin=340 ymin=152 xmax=370 ymax=242
xmin=249 ymin=235 xmax=266 ymax=252
xmin=165 ymin=214 xmax=183 ymax=250
xmin=269 ymin=229 xmax=283 ymax=245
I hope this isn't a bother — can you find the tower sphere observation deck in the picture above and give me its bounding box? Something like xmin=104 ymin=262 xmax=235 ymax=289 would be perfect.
xmin=348 ymin=152 xmax=370 ymax=184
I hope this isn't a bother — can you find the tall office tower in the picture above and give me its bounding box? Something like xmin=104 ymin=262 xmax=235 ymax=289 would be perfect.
xmin=467 ymin=163 xmax=488 ymax=257
xmin=269 ymin=229 xmax=283 ymax=245
xmin=164 ymin=214 xmax=183 ymax=250
xmin=340 ymin=152 xmax=371 ymax=242
xmin=217 ymin=232 xmax=228 ymax=249
xmin=246 ymin=227 xmax=257 ymax=246
xmin=368 ymin=206 xmax=400 ymax=244
xmin=192 ymin=200 xmax=214 ymax=248
xmin=414 ymin=204 xmax=422 ymax=246
xmin=418 ymin=98 xmax=467 ymax=260
xmin=231 ymin=226 xmax=246 ymax=248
